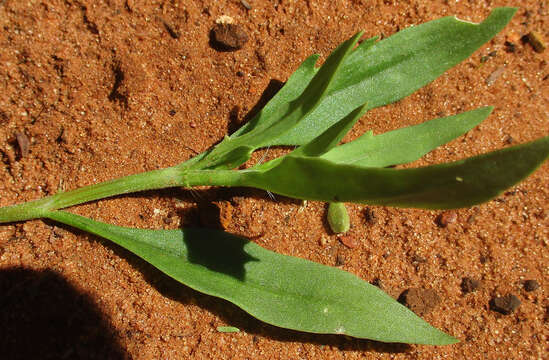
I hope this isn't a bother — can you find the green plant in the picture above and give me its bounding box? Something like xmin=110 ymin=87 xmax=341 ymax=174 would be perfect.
xmin=1 ymin=7 xmax=547 ymax=345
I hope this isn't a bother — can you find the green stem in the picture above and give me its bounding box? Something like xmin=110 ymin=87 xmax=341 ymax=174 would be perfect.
xmin=0 ymin=165 xmax=245 ymax=223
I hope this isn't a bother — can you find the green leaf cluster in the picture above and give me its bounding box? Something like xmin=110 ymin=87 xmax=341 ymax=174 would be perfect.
xmin=1 ymin=7 xmax=547 ymax=345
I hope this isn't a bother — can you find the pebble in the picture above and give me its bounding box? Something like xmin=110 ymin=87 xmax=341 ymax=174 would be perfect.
xmin=398 ymin=288 xmax=441 ymax=316
xmin=335 ymin=253 xmax=346 ymax=266
xmin=461 ymin=277 xmax=482 ymax=293
xmin=524 ymin=31 xmax=546 ymax=53
xmin=240 ymin=0 xmax=252 ymax=10
xmin=318 ymin=235 xmax=328 ymax=247
xmin=211 ymin=23 xmax=248 ymax=51
xmin=486 ymin=66 xmax=505 ymax=86
xmin=436 ymin=210 xmax=457 ymax=227
xmin=15 ymin=131 xmax=30 ymax=158
xmin=504 ymin=41 xmax=516 ymax=53
xmin=338 ymin=234 xmax=358 ymax=249
xmin=490 ymin=294 xmax=521 ymax=315
xmin=523 ymin=279 xmax=539 ymax=292
xmin=363 ymin=207 xmax=377 ymax=225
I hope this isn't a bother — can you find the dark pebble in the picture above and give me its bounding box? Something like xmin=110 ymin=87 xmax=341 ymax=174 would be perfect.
xmin=504 ymin=41 xmax=516 ymax=53
xmin=338 ymin=234 xmax=358 ymax=249
xmin=211 ymin=23 xmax=248 ymax=51
xmin=335 ymin=253 xmax=346 ymax=266
xmin=15 ymin=131 xmax=30 ymax=158
xmin=163 ymin=21 xmax=180 ymax=39
xmin=436 ymin=211 xmax=457 ymax=227
xmin=363 ymin=207 xmax=377 ymax=225
xmin=240 ymin=0 xmax=252 ymax=10
xmin=461 ymin=277 xmax=482 ymax=293
xmin=490 ymin=294 xmax=521 ymax=315
xmin=523 ymin=279 xmax=539 ymax=292
xmin=524 ymin=31 xmax=546 ymax=53
xmin=398 ymin=288 xmax=441 ymax=316
xmin=486 ymin=66 xmax=505 ymax=86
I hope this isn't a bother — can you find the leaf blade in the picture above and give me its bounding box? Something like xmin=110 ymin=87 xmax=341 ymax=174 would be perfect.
xmin=321 ymin=107 xmax=493 ymax=167
xmin=45 ymin=210 xmax=457 ymax=345
xmin=241 ymin=136 xmax=549 ymax=209
xmin=195 ymin=32 xmax=364 ymax=169
xmin=272 ymin=8 xmax=517 ymax=145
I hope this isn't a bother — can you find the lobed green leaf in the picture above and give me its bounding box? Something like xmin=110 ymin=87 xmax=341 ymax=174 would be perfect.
xmin=193 ymin=32 xmax=365 ymax=170
xmin=45 ymin=210 xmax=457 ymax=345
xmin=274 ymin=7 xmax=517 ymax=145
xmin=190 ymin=8 xmax=516 ymax=171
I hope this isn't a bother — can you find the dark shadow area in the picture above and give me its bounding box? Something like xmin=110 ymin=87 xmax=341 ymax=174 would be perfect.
xmin=183 ymin=228 xmax=258 ymax=281
xmin=227 ymin=79 xmax=285 ymax=135
xmin=108 ymin=62 xmax=128 ymax=107
xmin=0 ymin=267 xmax=127 ymax=360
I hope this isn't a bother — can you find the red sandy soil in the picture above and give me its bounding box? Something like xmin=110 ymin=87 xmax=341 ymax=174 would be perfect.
xmin=0 ymin=1 xmax=547 ymax=359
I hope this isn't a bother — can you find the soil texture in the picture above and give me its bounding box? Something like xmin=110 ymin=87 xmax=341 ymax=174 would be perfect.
xmin=0 ymin=1 xmax=547 ymax=359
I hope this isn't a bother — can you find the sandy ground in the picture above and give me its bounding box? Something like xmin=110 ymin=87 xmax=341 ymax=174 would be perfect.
xmin=0 ymin=1 xmax=547 ymax=359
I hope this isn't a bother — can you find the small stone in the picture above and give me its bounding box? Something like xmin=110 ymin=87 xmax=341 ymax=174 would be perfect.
xmin=163 ymin=21 xmax=180 ymax=39
xmin=486 ymin=66 xmax=505 ymax=86
xmin=15 ymin=131 xmax=30 ymax=158
xmin=436 ymin=211 xmax=457 ymax=227
xmin=523 ymin=279 xmax=539 ymax=292
xmin=398 ymin=288 xmax=441 ymax=316
xmin=504 ymin=41 xmax=516 ymax=53
xmin=335 ymin=253 xmax=346 ymax=266
xmin=363 ymin=207 xmax=377 ymax=225
xmin=240 ymin=0 xmax=252 ymax=10
xmin=490 ymin=294 xmax=521 ymax=315
xmin=318 ymin=235 xmax=328 ymax=247
xmin=461 ymin=277 xmax=482 ymax=293
xmin=338 ymin=234 xmax=358 ymax=249
xmin=524 ymin=31 xmax=546 ymax=53
xmin=211 ymin=23 xmax=248 ymax=51
xmin=215 ymin=15 xmax=235 ymax=25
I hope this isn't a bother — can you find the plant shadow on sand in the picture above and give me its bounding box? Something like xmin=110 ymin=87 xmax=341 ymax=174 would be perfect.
xmin=0 ymin=267 xmax=128 ymax=360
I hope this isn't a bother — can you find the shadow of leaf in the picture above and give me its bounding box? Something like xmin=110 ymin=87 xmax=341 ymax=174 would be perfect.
xmin=183 ymin=228 xmax=259 ymax=281
xmin=0 ymin=267 xmax=127 ymax=360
